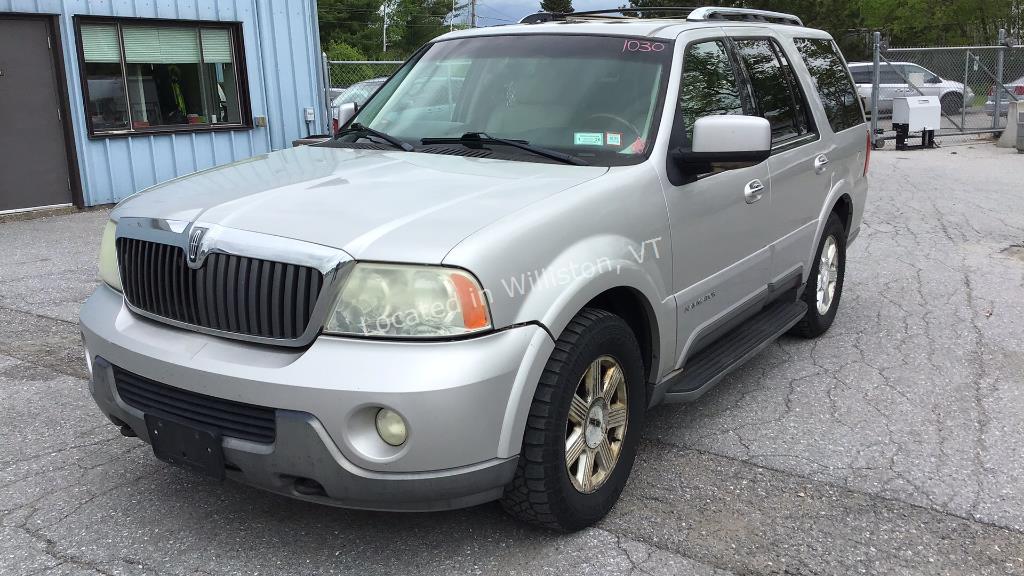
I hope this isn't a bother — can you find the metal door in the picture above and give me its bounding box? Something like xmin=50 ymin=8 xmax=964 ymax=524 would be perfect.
xmin=0 ymin=17 xmax=73 ymax=212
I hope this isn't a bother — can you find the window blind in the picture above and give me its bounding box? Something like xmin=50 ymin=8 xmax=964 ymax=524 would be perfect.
xmin=81 ymin=24 xmax=121 ymax=63
xmin=201 ymin=29 xmax=233 ymax=64
xmin=123 ymin=25 xmax=200 ymax=63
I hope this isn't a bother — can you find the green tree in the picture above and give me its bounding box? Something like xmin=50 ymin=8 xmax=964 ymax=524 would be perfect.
xmin=541 ymin=0 xmax=574 ymax=14
xmin=319 ymin=0 xmax=462 ymax=61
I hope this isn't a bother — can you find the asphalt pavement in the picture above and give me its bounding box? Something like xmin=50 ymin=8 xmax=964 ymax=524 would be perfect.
xmin=1 ymin=142 xmax=1022 ymax=575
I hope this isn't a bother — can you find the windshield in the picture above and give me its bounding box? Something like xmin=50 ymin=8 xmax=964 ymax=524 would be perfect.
xmin=345 ymin=34 xmax=673 ymax=166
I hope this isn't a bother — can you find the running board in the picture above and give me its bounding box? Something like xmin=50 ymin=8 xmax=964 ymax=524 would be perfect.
xmin=662 ymin=299 xmax=807 ymax=403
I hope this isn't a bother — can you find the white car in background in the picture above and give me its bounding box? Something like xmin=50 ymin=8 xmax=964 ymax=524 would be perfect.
xmin=849 ymin=62 xmax=974 ymax=115
xmin=331 ymin=77 xmax=388 ymax=132
xmin=985 ymin=75 xmax=1024 ymax=116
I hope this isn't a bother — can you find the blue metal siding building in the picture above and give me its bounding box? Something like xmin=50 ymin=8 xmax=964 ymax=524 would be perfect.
xmin=0 ymin=0 xmax=326 ymax=208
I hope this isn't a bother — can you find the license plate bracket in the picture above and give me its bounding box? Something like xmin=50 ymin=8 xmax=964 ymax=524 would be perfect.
xmin=145 ymin=414 xmax=225 ymax=480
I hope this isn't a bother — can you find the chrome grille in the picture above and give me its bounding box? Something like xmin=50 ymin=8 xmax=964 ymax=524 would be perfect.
xmin=117 ymin=237 xmax=325 ymax=341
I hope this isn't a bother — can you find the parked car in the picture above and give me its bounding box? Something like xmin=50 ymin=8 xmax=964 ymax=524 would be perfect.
xmin=849 ymin=61 xmax=974 ymax=114
xmin=81 ymin=7 xmax=869 ymax=532
xmin=330 ymin=77 xmax=387 ymax=132
xmin=984 ymin=75 xmax=1024 ymax=116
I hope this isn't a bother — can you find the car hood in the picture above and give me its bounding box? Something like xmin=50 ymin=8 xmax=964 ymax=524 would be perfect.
xmin=112 ymin=145 xmax=608 ymax=263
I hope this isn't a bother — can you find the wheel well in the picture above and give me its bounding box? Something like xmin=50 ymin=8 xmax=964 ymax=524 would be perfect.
xmin=583 ymin=287 xmax=658 ymax=383
xmin=832 ymin=194 xmax=853 ymax=235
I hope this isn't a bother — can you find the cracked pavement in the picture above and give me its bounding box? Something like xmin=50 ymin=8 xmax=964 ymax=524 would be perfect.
xmin=2 ymin=144 xmax=1023 ymax=575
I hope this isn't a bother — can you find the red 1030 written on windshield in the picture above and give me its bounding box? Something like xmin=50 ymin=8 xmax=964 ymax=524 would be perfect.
xmin=622 ymin=39 xmax=666 ymax=53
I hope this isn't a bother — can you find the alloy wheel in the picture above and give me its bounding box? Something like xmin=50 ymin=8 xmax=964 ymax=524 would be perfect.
xmin=565 ymin=355 xmax=628 ymax=494
xmin=816 ymin=234 xmax=839 ymax=315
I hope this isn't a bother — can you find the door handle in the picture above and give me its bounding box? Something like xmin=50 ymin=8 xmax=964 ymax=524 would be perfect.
xmin=814 ymin=154 xmax=830 ymax=174
xmin=744 ymin=179 xmax=765 ymax=204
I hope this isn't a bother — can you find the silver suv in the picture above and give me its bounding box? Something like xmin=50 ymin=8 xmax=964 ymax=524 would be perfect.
xmin=81 ymin=7 xmax=869 ymax=531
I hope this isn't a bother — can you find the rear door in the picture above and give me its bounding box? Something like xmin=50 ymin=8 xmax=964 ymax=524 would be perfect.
xmin=791 ymin=36 xmax=868 ymax=236
xmin=726 ymin=30 xmax=827 ymax=288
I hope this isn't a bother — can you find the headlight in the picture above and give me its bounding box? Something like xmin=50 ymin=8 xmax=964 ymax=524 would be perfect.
xmin=324 ymin=263 xmax=491 ymax=338
xmin=99 ymin=221 xmax=122 ymax=292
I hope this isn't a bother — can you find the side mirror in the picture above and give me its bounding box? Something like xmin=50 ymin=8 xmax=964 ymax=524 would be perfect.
xmin=673 ymin=115 xmax=771 ymax=172
xmin=334 ymin=102 xmax=358 ymax=133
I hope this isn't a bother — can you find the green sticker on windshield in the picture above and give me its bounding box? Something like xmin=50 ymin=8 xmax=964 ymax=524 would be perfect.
xmin=573 ymin=132 xmax=604 ymax=146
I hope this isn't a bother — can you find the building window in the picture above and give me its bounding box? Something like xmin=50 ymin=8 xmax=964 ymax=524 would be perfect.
xmin=77 ymin=18 xmax=249 ymax=136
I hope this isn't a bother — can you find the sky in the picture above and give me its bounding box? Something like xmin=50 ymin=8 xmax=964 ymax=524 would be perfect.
xmin=463 ymin=0 xmax=612 ymax=26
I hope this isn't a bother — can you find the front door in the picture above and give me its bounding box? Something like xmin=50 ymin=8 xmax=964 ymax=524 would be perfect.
xmin=664 ymin=31 xmax=774 ymax=370
xmin=0 ymin=17 xmax=73 ymax=212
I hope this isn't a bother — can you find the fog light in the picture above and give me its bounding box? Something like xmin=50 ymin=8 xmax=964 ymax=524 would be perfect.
xmin=375 ymin=408 xmax=407 ymax=446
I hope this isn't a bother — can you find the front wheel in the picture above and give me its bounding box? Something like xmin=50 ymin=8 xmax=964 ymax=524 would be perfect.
xmin=790 ymin=212 xmax=847 ymax=338
xmin=500 ymin=308 xmax=645 ymax=531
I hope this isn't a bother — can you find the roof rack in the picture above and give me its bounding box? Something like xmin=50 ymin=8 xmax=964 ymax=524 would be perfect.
xmin=519 ymin=6 xmax=803 ymax=27
xmin=520 ymin=7 xmax=698 ymax=24
xmin=686 ymin=7 xmax=803 ymax=26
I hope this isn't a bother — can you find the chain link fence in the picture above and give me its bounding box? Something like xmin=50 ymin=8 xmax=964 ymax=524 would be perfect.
xmin=865 ymin=30 xmax=1024 ymax=147
xmin=326 ymin=60 xmax=403 ymax=102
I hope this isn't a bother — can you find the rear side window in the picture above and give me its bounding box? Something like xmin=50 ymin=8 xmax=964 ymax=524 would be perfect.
xmin=678 ymin=39 xmax=747 ymax=138
xmin=850 ymin=69 xmax=872 ymax=84
xmin=794 ymin=38 xmax=864 ymax=133
xmin=734 ymin=39 xmax=814 ymax=145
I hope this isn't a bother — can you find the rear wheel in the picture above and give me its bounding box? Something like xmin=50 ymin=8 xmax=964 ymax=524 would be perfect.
xmin=790 ymin=213 xmax=846 ymax=338
xmin=941 ymin=92 xmax=964 ymax=115
xmin=500 ymin=308 xmax=645 ymax=531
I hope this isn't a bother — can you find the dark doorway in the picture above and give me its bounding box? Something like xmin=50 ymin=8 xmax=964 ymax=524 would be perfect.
xmin=0 ymin=16 xmax=76 ymax=212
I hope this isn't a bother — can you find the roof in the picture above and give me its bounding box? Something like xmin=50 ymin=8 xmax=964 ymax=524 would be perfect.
xmin=437 ymin=18 xmax=829 ymax=42
xmin=435 ymin=6 xmax=827 ymax=42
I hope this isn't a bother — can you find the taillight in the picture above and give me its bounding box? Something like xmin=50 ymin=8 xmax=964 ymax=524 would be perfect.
xmin=989 ymin=86 xmax=995 ymax=96
xmin=332 ymin=118 xmax=339 ymax=134
xmin=864 ymin=129 xmax=871 ymax=177
xmin=1015 ymin=86 xmax=1024 ymax=96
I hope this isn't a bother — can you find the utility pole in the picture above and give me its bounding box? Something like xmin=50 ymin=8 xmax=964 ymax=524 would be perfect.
xmin=382 ymin=2 xmax=389 ymax=53
xmin=451 ymin=0 xmax=455 ymax=31
xmin=470 ymin=0 xmax=476 ymax=27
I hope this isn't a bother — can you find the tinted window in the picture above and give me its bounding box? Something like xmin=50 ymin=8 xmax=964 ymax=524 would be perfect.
xmin=678 ymin=40 xmax=746 ymax=138
xmin=879 ymin=69 xmax=906 ymax=84
xmin=850 ymin=69 xmax=872 ymax=84
xmin=794 ymin=38 xmax=864 ymax=133
xmin=734 ymin=39 xmax=812 ymax=144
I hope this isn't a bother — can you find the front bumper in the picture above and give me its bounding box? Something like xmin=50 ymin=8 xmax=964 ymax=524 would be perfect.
xmin=80 ymin=286 xmax=554 ymax=511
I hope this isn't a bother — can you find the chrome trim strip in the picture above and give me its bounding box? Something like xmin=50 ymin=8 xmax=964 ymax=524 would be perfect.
xmin=114 ymin=217 xmax=354 ymax=348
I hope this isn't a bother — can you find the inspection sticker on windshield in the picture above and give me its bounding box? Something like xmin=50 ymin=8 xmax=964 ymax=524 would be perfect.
xmin=605 ymin=132 xmax=622 ymax=147
xmin=574 ymin=132 xmax=604 ymax=146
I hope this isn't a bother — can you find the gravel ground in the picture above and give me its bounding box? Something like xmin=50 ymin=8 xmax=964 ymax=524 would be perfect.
xmin=1 ymin=143 xmax=1023 ymax=575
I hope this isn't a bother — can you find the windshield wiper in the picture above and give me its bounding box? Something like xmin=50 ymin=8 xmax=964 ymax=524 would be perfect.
xmin=420 ymin=132 xmax=588 ymax=166
xmin=335 ymin=123 xmax=414 ymax=152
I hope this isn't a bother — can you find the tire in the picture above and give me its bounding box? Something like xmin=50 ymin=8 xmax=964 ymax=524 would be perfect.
xmin=941 ymin=93 xmax=964 ymax=115
xmin=500 ymin=308 xmax=645 ymax=531
xmin=790 ymin=212 xmax=847 ymax=338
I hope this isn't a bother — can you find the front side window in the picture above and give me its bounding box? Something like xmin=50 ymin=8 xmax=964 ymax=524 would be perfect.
xmin=344 ymin=35 xmax=674 ymax=166
xmin=678 ymin=40 xmax=746 ymax=139
xmin=793 ymin=38 xmax=864 ymax=133
xmin=734 ymin=39 xmax=814 ymax=145
xmin=78 ymin=19 xmax=248 ymax=136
